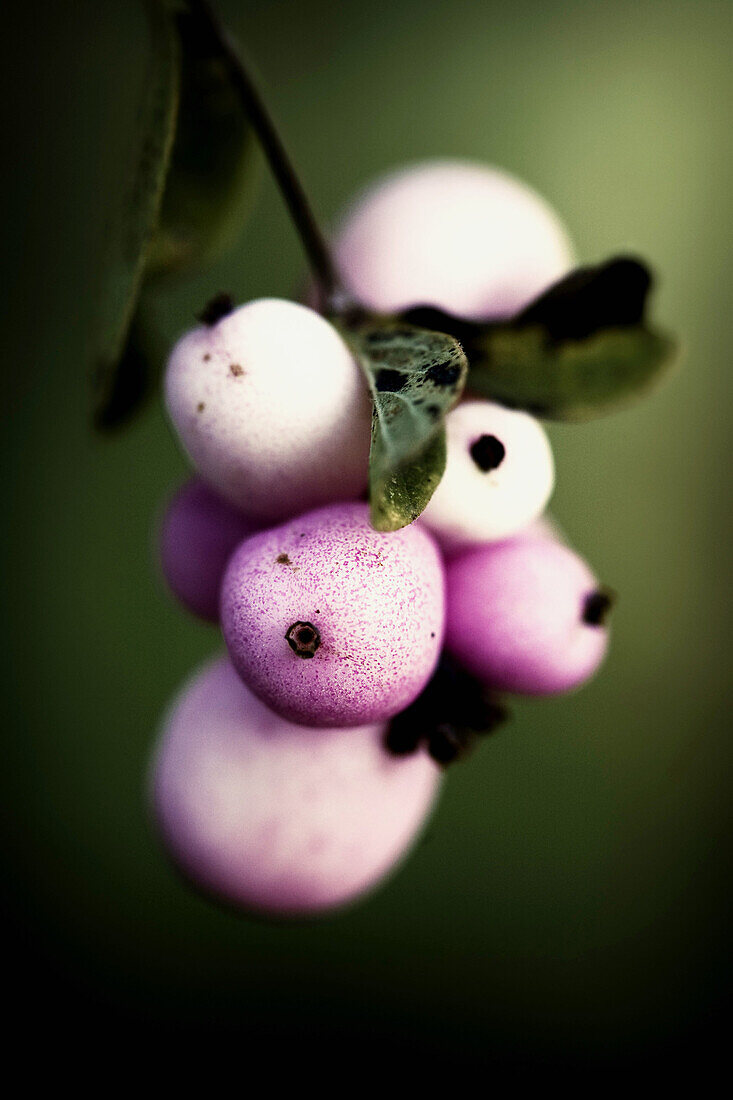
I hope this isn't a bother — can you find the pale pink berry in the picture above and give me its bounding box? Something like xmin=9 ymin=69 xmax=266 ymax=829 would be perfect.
xmin=445 ymin=535 xmax=611 ymax=695
xmin=330 ymin=160 xmax=574 ymax=321
xmin=150 ymin=657 xmax=441 ymax=916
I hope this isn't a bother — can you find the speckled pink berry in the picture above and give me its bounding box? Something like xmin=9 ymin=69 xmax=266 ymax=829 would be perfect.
xmin=220 ymin=502 xmax=445 ymax=727
xmin=164 ymin=298 xmax=371 ymax=523
xmin=159 ymin=478 xmax=257 ymax=622
xmin=150 ymin=656 xmax=441 ymax=916
xmin=445 ymin=536 xmax=611 ymax=695
xmin=330 ymin=160 xmax=574 ymax=321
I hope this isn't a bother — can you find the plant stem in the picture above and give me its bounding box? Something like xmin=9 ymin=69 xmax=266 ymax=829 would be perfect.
xmin=186 ymin=0 xmax=346 ymax=313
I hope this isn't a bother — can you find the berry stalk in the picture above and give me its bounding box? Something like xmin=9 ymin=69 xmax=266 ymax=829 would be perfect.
xmin=185 ymin=0 xmax=346 ymax=313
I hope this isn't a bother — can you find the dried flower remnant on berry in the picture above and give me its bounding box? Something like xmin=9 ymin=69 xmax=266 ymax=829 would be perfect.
xmin=582 ymin=587 xmax=616 ymax=626
xmin=285 ymin=621 xmax=321 ymax=658
xmin=470 ymin=433 xmax=506 ymax=471
xmin=198 ymin=293 xmax=235 ymax=326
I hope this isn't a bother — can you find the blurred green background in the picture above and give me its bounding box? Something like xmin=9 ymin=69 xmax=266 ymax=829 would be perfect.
xmin=1 ymin=0 xmax=731 ymax=1068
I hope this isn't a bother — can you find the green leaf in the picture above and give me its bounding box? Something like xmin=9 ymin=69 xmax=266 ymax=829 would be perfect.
xmin=469 ymin=324 xmax=677 ymax=421
xmin=465 ymin=257 xmax=679 ymax=420
xmin=92 ymin=292 xmax=169 ymax=430
xmin=91 ymin=0 xmax=180 ymax=429
xmin=93 ymin=312 xmax=150 ymax=431
xmin=145 ymin=4 xmax=262 ymax=277
xmin=341 ymin=321 xmax=468 ymax=531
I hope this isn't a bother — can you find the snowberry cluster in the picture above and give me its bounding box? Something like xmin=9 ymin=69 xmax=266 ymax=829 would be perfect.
xmin=151 ymin=162 xmax=613 ymax=917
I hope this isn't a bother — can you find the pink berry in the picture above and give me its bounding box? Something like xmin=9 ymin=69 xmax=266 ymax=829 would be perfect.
xmin=159 ymin=478 xmax=256 ymax=622
xmin=445 ymin=536 xmax=611 ymax=695
xmin=220 ymin=502 xmax=445 ymax=727
xmin=331 ymin=160 xmax=574 ymax=321
xmin=150 ymin=656 xmax=441 ymax=916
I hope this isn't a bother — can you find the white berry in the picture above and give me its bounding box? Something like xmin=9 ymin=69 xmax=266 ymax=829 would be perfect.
xmin=164 ymin=298 xmax=372 ymax=524
xmin=331 ymin=160 xmax=574 ymax=321
xmin=420 ymin=400 xmax=555 ymax=552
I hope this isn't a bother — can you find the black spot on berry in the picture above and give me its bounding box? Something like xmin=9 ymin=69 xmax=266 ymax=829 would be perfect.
xmin=285 ymin=621 xmax=321 ymax=658
xmin=582 ymin=588 xmax=616 ymax=626
xmin=276 ymin=553 xmax=291 ymax=565
xmin=198 ymin=293 xmax=234 ymax=326
xmin=197 ymin=402 xmax=205 ymax=413
xmin=203 ymin=354 xmax=211 ymax=362
xmin=229 ymin=363 xmax=244 ymax=377
xmin=375 ymin=368 xmax=408 ymax=392
xmin=470 ymin=434 xmax=506 ymax=471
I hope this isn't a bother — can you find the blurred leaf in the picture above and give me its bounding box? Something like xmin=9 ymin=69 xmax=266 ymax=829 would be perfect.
xmin=93 ymin=292 xmax=170 ymax=430
xmin=342 ymin=321 xmax=468 ymax=531
xmin=93 ymin=313 xmax=150 ymax=431
xmin=465 ymin=257 xmax=679 ymax=420
xmin=146 ymin=3 xmax=262 ymax=277
xmin=91 ymin=0 xmax=180 ymax=430
xmin=385 ymin=657 xmax=509 ymax=767
xmin=469 ymin=325 xmax=675 ymax=420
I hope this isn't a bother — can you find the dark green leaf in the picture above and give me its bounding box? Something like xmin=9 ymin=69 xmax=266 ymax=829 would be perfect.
xmin=469 ymin=323 xmax=676 ymax=420
xmin=341 ymin=321 xmax=468 ymax=531
xmin=91 ymin=0 xmax=180 ymax=429
xmin=92 ymin=292 xmax=169 ymax=430
xmin=93 ymin=312 xmax=150 ymax=431
xmin=465 ymin=257 xmax=679 ymax=420
xmin=145 ymin=4 xmax=262 ymax=277
xmin=515 ymin=256 xmax=650 ymax=338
